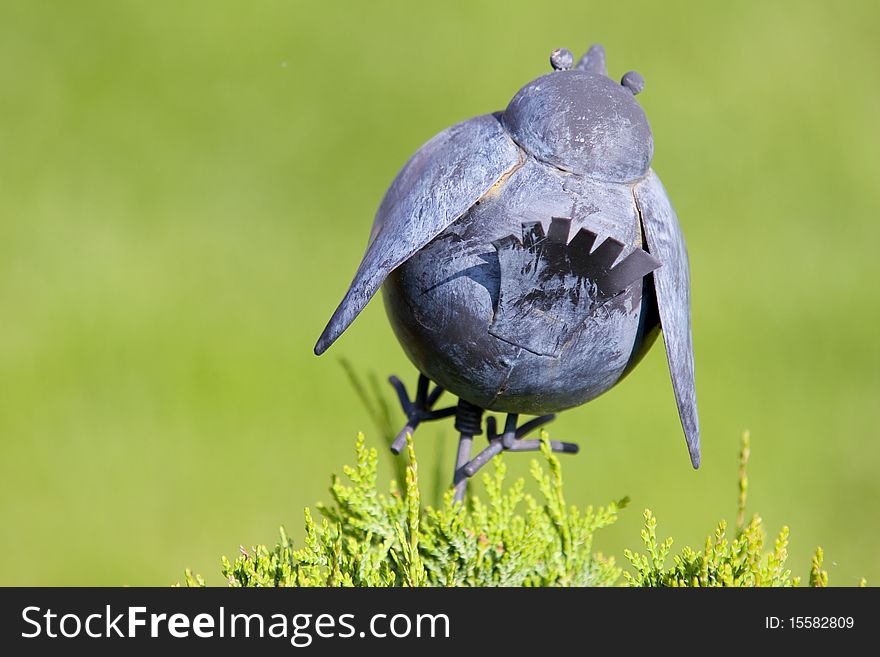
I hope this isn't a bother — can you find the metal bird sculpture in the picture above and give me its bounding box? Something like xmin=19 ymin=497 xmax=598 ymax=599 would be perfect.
xmin=315 ymin=45 xmax=700 ymax=502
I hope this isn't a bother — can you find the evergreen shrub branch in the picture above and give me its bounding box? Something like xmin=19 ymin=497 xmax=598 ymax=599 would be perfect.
xmin=182 ymin=432 xmax=860 ymax=587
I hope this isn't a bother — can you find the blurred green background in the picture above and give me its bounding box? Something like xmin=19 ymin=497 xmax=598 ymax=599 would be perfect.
xmin=1 ymin=0 xmax=878 ymax=586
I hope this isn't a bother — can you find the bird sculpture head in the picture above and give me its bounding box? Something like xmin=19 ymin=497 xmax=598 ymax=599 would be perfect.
xmin=501 ymin=46 xmax=653 ymax=183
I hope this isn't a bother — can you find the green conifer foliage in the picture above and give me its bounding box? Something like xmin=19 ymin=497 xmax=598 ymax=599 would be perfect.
xmin=182 ymin=433 xmax=854 ymax=588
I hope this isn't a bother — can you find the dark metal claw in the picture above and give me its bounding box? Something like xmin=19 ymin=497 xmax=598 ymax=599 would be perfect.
xmin=386 ymin=375 xmax=580 ymax=505
xmin=508 ymin=439 xmax=579 ymax=454
xmin=388 ymin=374 xmax=456 ymax=454
xmin=462 ymin=412 xmax=578 ymax=479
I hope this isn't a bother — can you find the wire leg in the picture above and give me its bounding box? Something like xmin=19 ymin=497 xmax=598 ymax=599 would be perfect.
xmin=452 ymin=432 xmax=474 ymax=504
xmin=388 ymin=373 xmax=456 ymax=454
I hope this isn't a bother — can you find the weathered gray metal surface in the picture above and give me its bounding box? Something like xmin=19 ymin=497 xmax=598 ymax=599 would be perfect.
xmin=490 ymin=218 xmax=660 ymax=357
xmin=315 ymin=44 xmax=700 ymax=470
xmin=634 ymin=171 xmax=701 ymax=467
xmin=381 ymin=155 xmax=655 ymax=414
xmin=501 ymin=69 xmax=653 ymax=181
xmin=575 ymin=44 xmax=607 ymax=75
xmin=314 ymin=113 xmax=521 ymax=355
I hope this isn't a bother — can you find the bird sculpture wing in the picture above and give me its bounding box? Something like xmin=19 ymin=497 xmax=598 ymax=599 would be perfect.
xmin=633 ymin=170 xmax=701 ymax=468
xmin=314 ymin=113 xmax=522 ymax=355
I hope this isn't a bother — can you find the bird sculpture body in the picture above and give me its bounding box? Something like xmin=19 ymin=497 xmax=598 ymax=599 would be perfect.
xmin=315 ymin=45 xmax=700 ymax=501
